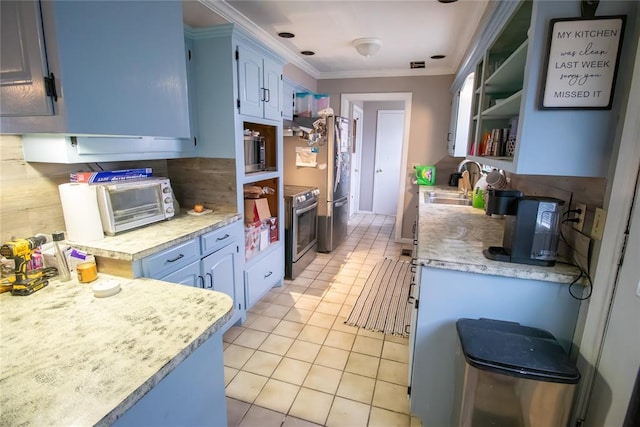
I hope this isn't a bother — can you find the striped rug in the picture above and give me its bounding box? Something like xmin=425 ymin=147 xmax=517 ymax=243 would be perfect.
xmin=345 ymin=258 xmax=413 ymax=337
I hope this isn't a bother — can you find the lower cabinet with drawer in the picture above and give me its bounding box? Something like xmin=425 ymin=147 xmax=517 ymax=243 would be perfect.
xmin=245 ymin=243 xmax=284 ymax=308
xmin=139 ymin=221 xmax=246 ymax=331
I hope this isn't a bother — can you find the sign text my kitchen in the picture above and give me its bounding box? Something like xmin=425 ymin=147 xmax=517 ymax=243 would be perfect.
xmin=540 ymin=16 xmax=625 ymax=109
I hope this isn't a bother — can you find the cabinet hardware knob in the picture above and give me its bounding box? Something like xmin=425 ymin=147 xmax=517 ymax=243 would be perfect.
xmin=216 ymin=234 xmax=230 ymax=241
xmin=264 ymin=271 xmax=273 ymax=278
xmin=166 ymin=253 xmax=184 ymax=263
xmin=197 ymin=275 xmax=205 ymax=288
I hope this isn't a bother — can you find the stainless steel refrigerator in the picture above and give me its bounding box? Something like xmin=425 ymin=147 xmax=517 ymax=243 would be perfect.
xmin=284 ymin=115 xmax=350 ymax=252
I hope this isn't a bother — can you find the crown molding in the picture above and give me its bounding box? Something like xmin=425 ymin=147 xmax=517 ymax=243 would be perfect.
xmin=318 ymin=66 xmax=455 ymax=80
xmin=198 ymin=0 xmax=321 ymax=79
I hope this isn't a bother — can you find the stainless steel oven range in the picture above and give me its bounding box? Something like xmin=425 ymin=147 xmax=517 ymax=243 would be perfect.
xmin=284 ymin=185 xmax=319 ymax=279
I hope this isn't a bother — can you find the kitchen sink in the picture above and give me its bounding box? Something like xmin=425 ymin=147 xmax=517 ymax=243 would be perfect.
xmin=424 ymin=191 xmax=472 ymax=206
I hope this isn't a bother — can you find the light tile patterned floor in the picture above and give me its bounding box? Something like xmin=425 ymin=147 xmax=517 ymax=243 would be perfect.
xmin=224 ymin=214 xmax=422 ymax=427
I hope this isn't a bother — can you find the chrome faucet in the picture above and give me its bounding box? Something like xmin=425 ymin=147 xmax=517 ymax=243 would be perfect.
xmin=456 ymin=159 xmax=483 ymax=191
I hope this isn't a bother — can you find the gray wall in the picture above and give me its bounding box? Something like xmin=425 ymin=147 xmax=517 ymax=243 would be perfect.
xmin=359 ymin=101 xmax=405 ymax=212
xmin=318 ymin=75 xmax=455 ymax=239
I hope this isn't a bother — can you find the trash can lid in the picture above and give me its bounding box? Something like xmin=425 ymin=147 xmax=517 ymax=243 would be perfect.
xmin=456 ymin=318 xmax=580 ymax=384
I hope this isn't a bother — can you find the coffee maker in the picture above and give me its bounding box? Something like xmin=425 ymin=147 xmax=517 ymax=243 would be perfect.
xmin=484 ymin=190 xmax=565 ymax=266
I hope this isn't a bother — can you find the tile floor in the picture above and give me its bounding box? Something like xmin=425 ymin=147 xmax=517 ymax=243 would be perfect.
xmin=223 ymin=214 xmax=421 ymax=427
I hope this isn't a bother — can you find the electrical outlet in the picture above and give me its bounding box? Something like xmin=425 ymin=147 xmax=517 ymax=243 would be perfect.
xmin=591 ymin=208 xmax=607 ymax=240
xmin=573 ymin=203 xmax=586 ymax=232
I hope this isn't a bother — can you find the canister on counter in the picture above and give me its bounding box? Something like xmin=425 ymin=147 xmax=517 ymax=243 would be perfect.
xmin=77 ymin=261 xmax=98 ymax=283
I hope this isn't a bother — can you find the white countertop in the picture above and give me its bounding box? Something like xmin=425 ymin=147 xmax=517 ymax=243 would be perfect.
xmin=67 ymin=209 xmax=241 ymax=261
xmin=0 ymin=275 xmax=233 ymax=426
xmin=417 ymin=186 xmax=582 ymax=284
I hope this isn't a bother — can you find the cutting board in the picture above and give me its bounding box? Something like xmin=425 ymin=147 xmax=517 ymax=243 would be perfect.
xmin=458 ymin=170 xmax=471 ymax=194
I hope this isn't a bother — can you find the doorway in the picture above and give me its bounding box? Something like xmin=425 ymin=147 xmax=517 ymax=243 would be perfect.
xmin=341 ymin=93 xmax=412 ymax=243
xmin=373 ymin=110 xmax=405 ymax=216
xmin=349 ymin=104 xmax=364 ymax=217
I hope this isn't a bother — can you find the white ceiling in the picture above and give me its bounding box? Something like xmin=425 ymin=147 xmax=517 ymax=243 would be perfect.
xmin=183 ymin=0 xmax=489 ymax=80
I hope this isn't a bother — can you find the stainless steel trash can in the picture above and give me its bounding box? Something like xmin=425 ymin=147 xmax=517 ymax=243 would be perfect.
xmin=454 ymin=318 xmax=580 ymax=427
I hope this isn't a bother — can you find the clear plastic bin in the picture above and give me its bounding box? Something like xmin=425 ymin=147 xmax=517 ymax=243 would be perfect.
xmin=295 ymin=92 xmax=313 ymax=117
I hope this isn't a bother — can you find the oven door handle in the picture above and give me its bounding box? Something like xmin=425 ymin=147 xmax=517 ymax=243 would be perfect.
xmin=294 ymin=201 xmax=318 ymax=216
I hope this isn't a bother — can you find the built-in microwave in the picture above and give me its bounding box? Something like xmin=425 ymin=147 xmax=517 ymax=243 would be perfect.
xmin=244 ymin=134 xmax=266 ymax=173
xmin=95 ymin=178 xmax=175 ymax=235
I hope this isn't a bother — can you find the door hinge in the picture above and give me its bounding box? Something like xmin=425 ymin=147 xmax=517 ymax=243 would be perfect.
xmin=188 ymin=49 xmax=192 ymax=61
xmin=235 ymin=48 xmax=239 ymax=61
xmin=193 ymin=136 xmax=197 ymax=147
xmin=236 ymin=245 xmax=239 ymax=253
xmin=407 ymin=386 xmax=412 ymax=396
xmin=237 ymin=99 xmax=240 ymax=109
xmin=44 ymin=73 xmax=58 ymax=102
xmin=415 ymin=299 xmax=419 ymax=309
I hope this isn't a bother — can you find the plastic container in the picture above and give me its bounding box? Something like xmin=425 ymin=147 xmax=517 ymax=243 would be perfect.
xmin=454 ymin=318 xmax=580 ymax=427
xmin=314 ymin=94 xmax=330 ymax=113
xmin=295 ymin=92 xmax=313 ymax=117
xmin=472 ymin=175 xmax=487 ymax=209
xmin=415 ymin=165 xmax=436 ymax=186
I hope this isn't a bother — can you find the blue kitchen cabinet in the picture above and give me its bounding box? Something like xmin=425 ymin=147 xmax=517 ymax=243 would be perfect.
xmin=1 ymin=0 xmax=190 ymax=139
xmin=186 ymin=24 xmax=285 ymax=312
xmin=460 ymin=0 xmax=638 ymax=177
xmin=409 ymin=265 xmax=581 ymax=427
xmin=237 ymin=42 xmax=282 ymax=121
xmin=137 ymin=221 xmax=246 ymax=331
xmin=0 ymin=1 xmax=53 ymax=119
xmin=200 ymin=222 xmax=246 ymax=329
xmin=161 ymin=261 xmax=202 ymax=288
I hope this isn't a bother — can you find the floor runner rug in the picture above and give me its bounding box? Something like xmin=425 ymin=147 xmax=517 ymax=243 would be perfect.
xmin=345 ymin=258 xmax=413 ymax=336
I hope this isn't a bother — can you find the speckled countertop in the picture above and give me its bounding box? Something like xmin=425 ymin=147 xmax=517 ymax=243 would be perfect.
xmin=67 ymin=209 xmax=241 ymax=261
xmin=417 ymin=186 xmax=582 ymax=284
xmin=0 ymin=275 xmax=233 ymax=427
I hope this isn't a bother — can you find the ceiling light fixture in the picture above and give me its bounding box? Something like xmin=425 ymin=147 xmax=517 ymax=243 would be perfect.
xmin=431 ymin=55 xmax=446 ymax=59
xmin=352 ymin=38 xmax=382 ymax=57
xmin=278 ymin=32 xmax=295 ymax=38
xmin=300 ymin=51 xmax=315 ymax=56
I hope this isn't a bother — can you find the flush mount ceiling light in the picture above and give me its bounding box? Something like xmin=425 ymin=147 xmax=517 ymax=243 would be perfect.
xmin=431 ymin=54 xmax=446 ymax=60
xmin=300 ymin=50 xmax=315 ymax=56
xmin=352 ymin=38 xmax=382 ymax=57
xmin=278 ymin=32 xmax=295 ymax=38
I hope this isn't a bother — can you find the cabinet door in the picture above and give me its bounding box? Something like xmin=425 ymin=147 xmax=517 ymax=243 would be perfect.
xmin=447 ymin=90 xmax=460 ymax=156
xmin=0 ymin=1 xmax=54 ymax=118
xmin=282 ymin=81 xmax=295 ymax=120
xmin=263 ymin=57 xmax=282 ymax=121
xmin=202 ymin=243 xmax=240 ymax=307
xmin=161 ymin=260 xmax=202 ymax=288
xmin=237 ymin=45 xmax=264 ymax=118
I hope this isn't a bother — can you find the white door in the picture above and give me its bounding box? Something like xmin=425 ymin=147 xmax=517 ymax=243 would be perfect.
xmin=349 ymin=104 xmax=364 ymax=216
xmin=373 ymin=110 xmax=404 ymax=216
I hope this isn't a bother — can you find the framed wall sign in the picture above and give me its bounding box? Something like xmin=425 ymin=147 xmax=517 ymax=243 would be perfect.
xmin=539 ymin=15 xmax=625 ymax=109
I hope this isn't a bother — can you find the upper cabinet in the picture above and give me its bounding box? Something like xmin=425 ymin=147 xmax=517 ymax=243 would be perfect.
xmin=0 ymin=0 xmax=190 ymax=139
xmin=448 ymin=73 xmax=475 ymax=157
xmin=464 ymin=0 xmax=638 ymax=177
xmin=0 ymin=1 xmax=53 ymax=118
xmin=282 ymin=79 xmax=296 ymax=121
xmin=237 ymin=43 xmax=282 ymax=121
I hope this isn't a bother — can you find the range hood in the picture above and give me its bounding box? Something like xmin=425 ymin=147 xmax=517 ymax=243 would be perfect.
xmin=21 ymin=134 xmax=194 ymax=163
